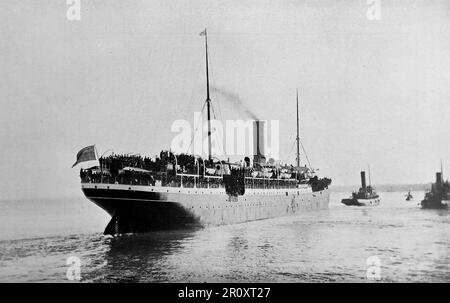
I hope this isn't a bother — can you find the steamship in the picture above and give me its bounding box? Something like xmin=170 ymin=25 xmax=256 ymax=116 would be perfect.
xmin=341 ymin=171 xmax=380 ymax=206
xmin=76 ymin=29 xmax=331 ymax=235
xmin=421 ymin=171 xmax=449 ymax=209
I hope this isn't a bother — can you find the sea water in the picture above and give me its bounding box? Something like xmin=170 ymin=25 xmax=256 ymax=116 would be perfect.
xmin=0 ymin=192 xmax=448 ymax=282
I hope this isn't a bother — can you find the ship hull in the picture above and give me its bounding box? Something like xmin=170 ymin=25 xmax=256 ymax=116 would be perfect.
xmin=82 ymin=183 xmax=329 ymax=234
xmin=341 ymin=197 xmax=380 ymax=206
xmin=420 ymin=198 xmax=449 ymax=209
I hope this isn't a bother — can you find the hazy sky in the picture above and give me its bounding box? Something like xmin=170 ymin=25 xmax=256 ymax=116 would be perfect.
xmin=1 ymin=0 xmax=450 ymax=200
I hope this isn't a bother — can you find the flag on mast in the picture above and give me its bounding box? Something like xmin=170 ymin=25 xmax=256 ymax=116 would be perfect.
xmin=72 ymin=145 xmax=97 ymax=168
xmin=200 ymin=29 xmax=206 ymax=36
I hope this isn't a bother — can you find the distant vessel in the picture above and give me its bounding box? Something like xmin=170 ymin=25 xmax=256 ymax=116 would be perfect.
xmin=420 ymin=171 xmax=449 ymax=209
xmin=405 ymin=191 xmax=413 ymax=201
xmin=74 ymin=29 xmax=332 ymax=235
xmin=341 ymin=171 xmax=380 ymax=206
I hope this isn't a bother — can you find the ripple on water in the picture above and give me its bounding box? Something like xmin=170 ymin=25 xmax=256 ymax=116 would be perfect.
xmin=0 ymin=193 xmax=449 ymax=282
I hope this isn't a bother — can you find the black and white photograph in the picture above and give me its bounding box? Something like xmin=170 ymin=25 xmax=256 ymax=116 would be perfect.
xmin=0 ymin=0 xmax=449 ymax=287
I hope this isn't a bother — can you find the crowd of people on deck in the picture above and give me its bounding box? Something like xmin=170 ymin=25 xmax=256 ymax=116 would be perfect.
xmin=80 ymin=150 xmax=321 ymax=189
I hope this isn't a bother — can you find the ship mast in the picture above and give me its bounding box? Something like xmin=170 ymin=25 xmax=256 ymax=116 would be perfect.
xmin=201 ymin=28 xmax=212 ymax=161
xmin=296 ymin=89 xmax=300 ymax=168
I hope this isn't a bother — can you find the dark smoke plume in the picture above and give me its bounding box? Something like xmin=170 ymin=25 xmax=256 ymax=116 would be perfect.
xmin=211 ymin=87 xmax=259 ymax=120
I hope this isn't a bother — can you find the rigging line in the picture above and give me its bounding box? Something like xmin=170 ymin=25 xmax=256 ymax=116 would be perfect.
xmin=285 ymin=140 xmax=296 ymax=164
xmin=284 ymin=134 xmax=295 ymax=160
xmin=185 ymin=101 xmax=207 ymax=154
xmin=185 ymin=102 xmax=206 ymax=155
xmin=299 ymin=140 xmax=313 ymax=170
xmin=210 ymin=102 xmax=226 ymax=157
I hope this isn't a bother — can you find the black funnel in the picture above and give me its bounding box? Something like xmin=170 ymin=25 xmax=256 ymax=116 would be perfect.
xmin=361 ymin=171 xmax=367 ymax=193
xmin=436 ymin=172 xmax=442 ymax=185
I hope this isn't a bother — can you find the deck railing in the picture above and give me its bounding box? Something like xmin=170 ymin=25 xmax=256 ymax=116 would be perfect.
xmin=81 ymin=173 xmax=299 ymax=189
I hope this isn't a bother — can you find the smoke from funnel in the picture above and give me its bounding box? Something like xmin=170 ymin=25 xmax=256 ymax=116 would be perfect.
xmin=211 ymin=87 xmax=259 ymax=120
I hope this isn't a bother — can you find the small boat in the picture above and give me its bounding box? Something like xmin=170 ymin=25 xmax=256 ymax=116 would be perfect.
xmin=405 ymin=191 xmax=413 ymax=201
xmin=342 ymin=171 xmax=380 ymax=206
xmin=420 ymin=171 xmax=449 ymax=209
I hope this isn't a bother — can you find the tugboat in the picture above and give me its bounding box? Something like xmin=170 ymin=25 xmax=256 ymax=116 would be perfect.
xmin=405 ymin=191 xmax=413 ymax=201
xmin=341 ymin=171 xmax=380 ymax=206
xmin=420 ymin=171 xmax=449 ymax=209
